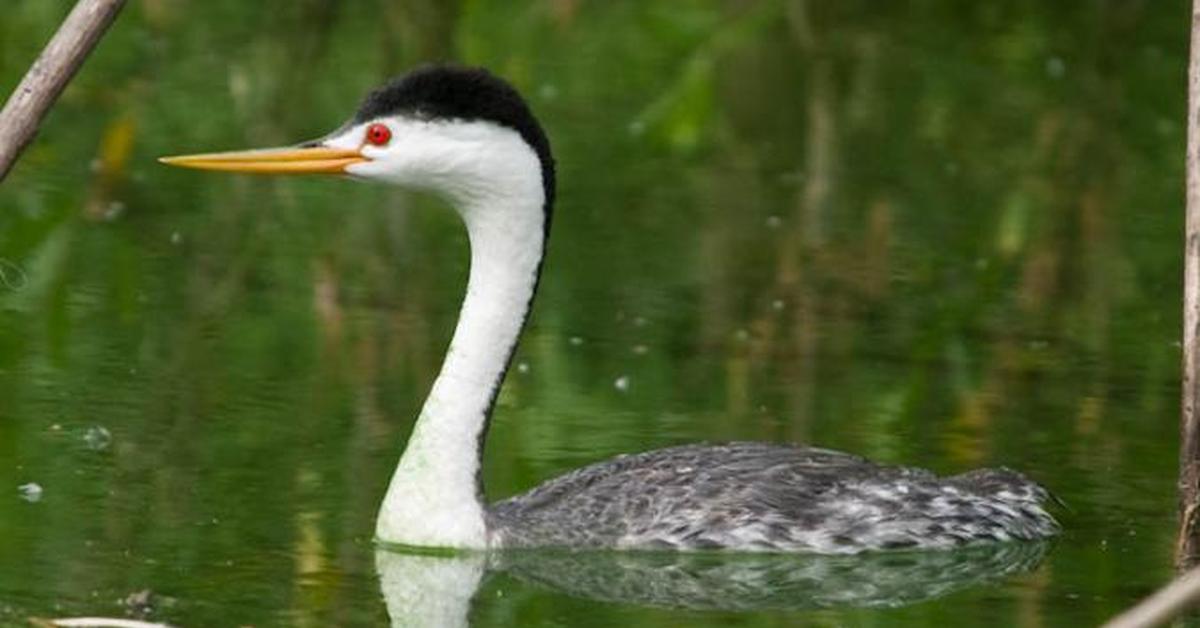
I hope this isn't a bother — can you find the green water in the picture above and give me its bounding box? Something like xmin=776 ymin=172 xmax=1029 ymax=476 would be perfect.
xmin=0 ymin=1 xmax=1187 ymax=626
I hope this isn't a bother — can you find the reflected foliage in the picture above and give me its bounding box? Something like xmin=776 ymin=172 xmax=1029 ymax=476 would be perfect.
xmin=0 ymin=0 xmax=1187 ymax=626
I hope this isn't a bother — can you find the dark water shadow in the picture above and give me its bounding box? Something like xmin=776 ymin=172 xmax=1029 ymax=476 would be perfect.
xmin=376 ymin=541 xmax=1051 ymax=625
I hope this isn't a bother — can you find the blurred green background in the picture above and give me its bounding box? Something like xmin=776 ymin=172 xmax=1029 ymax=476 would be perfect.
xmin=0 ymin=0 xmax=1187 ymax=625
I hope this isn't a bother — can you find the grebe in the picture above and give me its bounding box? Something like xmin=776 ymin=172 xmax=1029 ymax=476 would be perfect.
xmin=161 ymin=65 xmax=1059 ymax=553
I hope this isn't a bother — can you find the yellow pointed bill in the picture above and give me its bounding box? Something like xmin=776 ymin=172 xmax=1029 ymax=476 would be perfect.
xmin=158 ymin=146 xmax=366 ymax=174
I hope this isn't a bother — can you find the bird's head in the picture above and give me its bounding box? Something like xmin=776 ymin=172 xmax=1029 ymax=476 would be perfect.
xmin=161 ymin=65 xmax=555 ymax=214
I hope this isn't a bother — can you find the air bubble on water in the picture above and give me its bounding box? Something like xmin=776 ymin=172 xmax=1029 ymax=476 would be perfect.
xmin=516 ymin=361 xmax=530 ymax=374
xmin=735 ymin=329 xmax=750 ymax=342
xmin=170 ymin=231 xmax=183 ymax=245
xmin=104 ymin=201 xmax=126 ymax=221
xmin=614 ymin=375 xmax=630 ymax=392
xmin=84 ymin=426 xmax=112 ymax=451
xmin=765 ymin=215 xmax=782 ymax=229
xmin=1045 ymin=56 xmax=1066 ymax=78
xmin=18 ymin=482 xmax=42 ymax=503
xmin=0 ymin=258 xmax=28 ymax=291
xmin=632 ymin=344 xmax=648 ymax=355
xmin=569 ymin=336 xmax=584 ymax=346
xmin=771 ymin=299 xmax=784 ymax=311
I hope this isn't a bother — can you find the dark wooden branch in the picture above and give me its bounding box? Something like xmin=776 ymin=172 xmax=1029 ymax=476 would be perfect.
xmin=0 ymin=0 xmax=127 ymax=182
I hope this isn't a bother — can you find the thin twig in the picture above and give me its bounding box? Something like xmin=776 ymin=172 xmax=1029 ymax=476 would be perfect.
xmin=30 ymin=619 xmax=173 ymax=628
xmin=1102 ymin=568 xmax=1200 ymax=628
xmin=0 ymin=0 xmax=127 ymax=182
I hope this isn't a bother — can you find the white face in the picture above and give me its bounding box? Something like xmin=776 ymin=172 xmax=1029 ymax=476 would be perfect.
xmin=322 ymin=116 xmax=544 ymax=209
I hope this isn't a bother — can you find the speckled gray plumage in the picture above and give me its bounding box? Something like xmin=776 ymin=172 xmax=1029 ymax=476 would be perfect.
xmin=487 ymin=442 xmax=1059 ymax=553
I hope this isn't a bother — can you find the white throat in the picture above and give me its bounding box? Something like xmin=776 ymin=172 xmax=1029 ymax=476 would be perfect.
xmin=372 ymin=122 xmax=546 ymax=548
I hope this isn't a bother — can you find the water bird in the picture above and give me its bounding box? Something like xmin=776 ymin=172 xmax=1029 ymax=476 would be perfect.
xmin=160 ymin=65 xmax=1059 ymax=553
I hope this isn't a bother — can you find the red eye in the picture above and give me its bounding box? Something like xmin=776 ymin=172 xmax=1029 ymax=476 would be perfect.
xmin=366 ymin=123 xmax=392 ymax=146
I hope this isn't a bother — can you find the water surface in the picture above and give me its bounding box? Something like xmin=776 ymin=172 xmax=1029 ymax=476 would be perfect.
xmin=0 ymin=1 xmax=1187 ymax=626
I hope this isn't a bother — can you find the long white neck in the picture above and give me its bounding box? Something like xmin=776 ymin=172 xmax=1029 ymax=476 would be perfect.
xmin=375 ymin=163 xmax=545 ymax=549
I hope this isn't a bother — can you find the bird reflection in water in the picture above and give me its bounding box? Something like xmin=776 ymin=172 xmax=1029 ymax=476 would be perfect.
xmin=375 ymin=541 xmax=1050 ymax=626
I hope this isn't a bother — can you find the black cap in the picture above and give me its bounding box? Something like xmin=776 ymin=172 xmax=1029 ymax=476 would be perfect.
xmin=353 ymin=65 xmax=555 ymax=216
